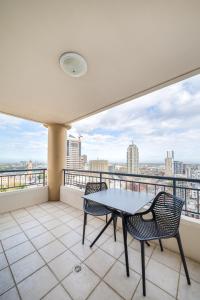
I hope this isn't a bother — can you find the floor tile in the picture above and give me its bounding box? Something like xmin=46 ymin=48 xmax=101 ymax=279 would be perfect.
xmin=146 ymin=259 xmax=179 ymax=297
xmin=58 ymin=214 xmax=74 ymax=223
xmin=75 ymin=224 xmax=96 ymax=236
xmin=1 ymin=232 xmax=28 ymax=251
xmin=50 ymin=224 xmax=71 ymax=238
xmin=129 ymin=239 xmax=155 ymax=257
xmin=0 ymin=244 xmax=3 ymax=253
xmin=43 ymin=284 xmax=71 ymax=300
xmin=43 ymin=219 xmax=62 ymax=230
xmin=178 ymin=275 xmax=200 ymax=300
xmin=151 ymin=246 xmax=181 ymax=272
xmin=88 ymin=281 xmax=122 ymax=300
xmin=100 ymin=237 xmax=124 ymax=259
xmin=62 ymin=264 xmax=100 ymax=300
xmin=70 ymin=240 xmax=96 ymax=261
xmin=59 ymin=231 xmax=81 ymax=248
xmin=16 ymin=215 xmax=35 ymax=224
xmin=0 ymin=267 xmax=14 ymax=295
xmin=70 ymin=210 xmax=83 ymax=218
xmin=67 ymin=218 xmax=83 ymax=229
xmin=25 ymin=225 xmax=47 ymax=239
xmin=5 ymin=241 xmax=35 ymax=264
xmin=0 ymin=253 xmax=8 ymax=270
xmin=35 ymin=214 xmax=54 ymax=223
xmin=18 ymin=266 xmax=58 ymax=300
xmin=48 ymin=250 xmax=80 ymax=280
xmin=87 ymin=229 xmax=110 ymax=246
xmin=104 ymin=261 xmax=140 ymax=299
xmin=85 ymin=248 xmax=115 ymax=277
xmin=20 ymin=220 xmax=40 ymax=230
xmin=31 ymin=231 xmax=56 ymax=249
xmin=0 ymin=287 xmax=20 ymax=300
xmin=133 ymin=279 xmax=175 ymax=300
xmin=0 ymin=226 xmax=21 ymax=240
xmin=119 ymin=247 xmax=149 ymax=274
xmin=11 ymin=252 xmax=45 ymax=283
xmin=181 ymin=257 xmax=200 ymax=283
xmin=39 ymin=240 xmax=66 ymax=262
xmin=88 ymin=218 xmax=105 ymax=229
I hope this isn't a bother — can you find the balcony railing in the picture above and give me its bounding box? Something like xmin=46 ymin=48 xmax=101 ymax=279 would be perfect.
xmin=63 ymin=168 xmax=200 ymax=219
xmin=0 ymin=168 xmax=47 ymax=192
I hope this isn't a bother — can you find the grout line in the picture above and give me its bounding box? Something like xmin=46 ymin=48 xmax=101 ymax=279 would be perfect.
xmin=0 ymin=240 xmax=22 ymax=300
xmin=1 ymin=202 xmax=199 ymax=300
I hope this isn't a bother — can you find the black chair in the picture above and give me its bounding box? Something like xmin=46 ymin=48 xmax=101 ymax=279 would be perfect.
xmin=124 ymin=191 xmax=191 ymax=296
xmin=82 ymin=182 xmax=117 ymax=244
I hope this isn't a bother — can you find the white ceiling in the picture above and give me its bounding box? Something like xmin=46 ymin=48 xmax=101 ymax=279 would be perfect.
xmin=0 ymin=0 xmax=200 ymax=125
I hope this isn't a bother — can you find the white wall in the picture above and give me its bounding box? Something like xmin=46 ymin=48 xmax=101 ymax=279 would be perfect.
xmin=60 ymin=185 xmax=200 ymax=262
xmin=0 ymin=186 xmax=48 ymax=213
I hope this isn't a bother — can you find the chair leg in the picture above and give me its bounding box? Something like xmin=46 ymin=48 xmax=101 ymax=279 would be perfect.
xmin=141 ymin=241 xmax=146 ymax=296
xmin=122 ymin=215 xmax=129 ymax=277
xmin=176 ymin=233 xmax=191 ymax=285
xmin=82 ymin=212 xmax=87 ymax=245
xmin=145 ymin=241 xmax=150 ymax=247
xmin=113 ymin=214 xmax=117 ymax=242
xmin=159 ymin=239 xmax=164 ymax=252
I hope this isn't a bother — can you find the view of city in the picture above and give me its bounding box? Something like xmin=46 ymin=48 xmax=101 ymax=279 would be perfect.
xmin=1 ymin=74 xmax=200 ymax=217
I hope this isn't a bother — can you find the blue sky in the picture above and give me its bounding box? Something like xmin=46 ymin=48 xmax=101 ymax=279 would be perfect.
xmin=0 ymin=74 xmax=200 ymax=163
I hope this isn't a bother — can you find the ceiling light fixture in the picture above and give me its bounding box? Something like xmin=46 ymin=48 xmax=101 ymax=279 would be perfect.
xmin=59 ymin=52 xmax=87 ymax=77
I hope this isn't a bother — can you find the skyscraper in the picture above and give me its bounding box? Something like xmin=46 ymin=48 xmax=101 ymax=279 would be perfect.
xmin=66 ymin=135 xmax=82 ymax=169
xmin=127 ymin=142 xmax=139 ymax=174
xmin=165 ymin=151 xmax=174 ymax=176
xmin=174 ymin=161 xmax=184 ymax=175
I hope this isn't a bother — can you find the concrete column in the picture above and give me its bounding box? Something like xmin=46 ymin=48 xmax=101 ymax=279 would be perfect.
xmin=46 ymin=123 xmax=70 ymax=201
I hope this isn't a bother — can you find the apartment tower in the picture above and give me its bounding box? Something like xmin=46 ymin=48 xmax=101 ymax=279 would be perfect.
xmin=127 ymin=142 xmax=139 ymax=174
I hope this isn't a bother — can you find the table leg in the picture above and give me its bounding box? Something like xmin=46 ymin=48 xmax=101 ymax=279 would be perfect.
xmin=90 ymin=215 xmax=113 ymax=248
xmin=122 ymin=214 xmax=130 ymax=277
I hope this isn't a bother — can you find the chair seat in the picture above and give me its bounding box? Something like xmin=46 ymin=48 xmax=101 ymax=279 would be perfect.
xmin=126 ymin=215 xmax=175 ymax=241
xmin=84 ymin=204 xmax=111 ymax=216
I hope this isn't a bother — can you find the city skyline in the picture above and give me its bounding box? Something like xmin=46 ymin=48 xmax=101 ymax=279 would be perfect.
xmin=0 ymin=74 xmax=200 ymax=163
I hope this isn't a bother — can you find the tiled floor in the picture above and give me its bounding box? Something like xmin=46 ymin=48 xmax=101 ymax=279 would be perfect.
xmin=0 ymin=202 xmax=200 ymax=300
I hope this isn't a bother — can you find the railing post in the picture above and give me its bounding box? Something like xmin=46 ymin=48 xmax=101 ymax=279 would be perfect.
xmin=173 ymin=178 xmax=176 ymax=197
xmin=43 ymin=169 xmax=45 ymax=186
xmin=100 ymin=172 xmax=102 ymax=190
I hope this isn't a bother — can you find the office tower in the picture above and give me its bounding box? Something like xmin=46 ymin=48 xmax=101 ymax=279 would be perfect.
xmin=66 ymin=135 xmax=82 ymax=169
xmin=89 ymin=160 xmax=108 ymax=172
xmin=174 ymin=161 xmax=184 ymax=175
xmin=127 ymin=142 xmax=139 ymax=174
xmin=165 ymin=151 xmax=174 ymax=176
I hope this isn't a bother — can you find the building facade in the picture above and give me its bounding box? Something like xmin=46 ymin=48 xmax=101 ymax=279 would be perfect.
xmin=127 ymin=142 xmax=139 ymax=174
xmin=89 ymin=160 xmax=108 ymax=172
xmin=66 ymin=135 xmax=82 ymax=169
xmin=165 ymin=150 xmax=174 ymax=176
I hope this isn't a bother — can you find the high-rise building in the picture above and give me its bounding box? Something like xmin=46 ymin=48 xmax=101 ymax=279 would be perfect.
xmin=66 ymin=135 xmax=82 ymax=169
xmin=174 ymin=161 xmax=184 ymax=175
xmin=127 ymin=142 xmax=139 ymax=174
xmin=89 ymin=160 xmax=108 ymax=172
xmin=165 ymin=151 xmax=174 ymax=176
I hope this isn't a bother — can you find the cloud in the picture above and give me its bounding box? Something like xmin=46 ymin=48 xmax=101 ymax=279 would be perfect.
xmin=70 ymin=74 xmax=200 ymax=163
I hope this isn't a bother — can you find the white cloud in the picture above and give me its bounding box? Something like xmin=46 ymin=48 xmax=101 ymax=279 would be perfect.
xmin=70 ymin=74 xmax=200 ymax=163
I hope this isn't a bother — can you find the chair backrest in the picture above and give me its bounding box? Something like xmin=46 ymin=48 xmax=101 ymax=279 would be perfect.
xmin=84 ymin=182 xmax=107 ymax=195
xmin=151 ymin=191 xmax=184 ymax=236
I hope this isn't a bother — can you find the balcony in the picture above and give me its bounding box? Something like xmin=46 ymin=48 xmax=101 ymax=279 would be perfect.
xmin=0 ymin=199 xmax=200 ymax=299
xmin=1 ymin=1 xmax=200 ymax=299
xmin=0 ymin=169 xmax=200 ymax=299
